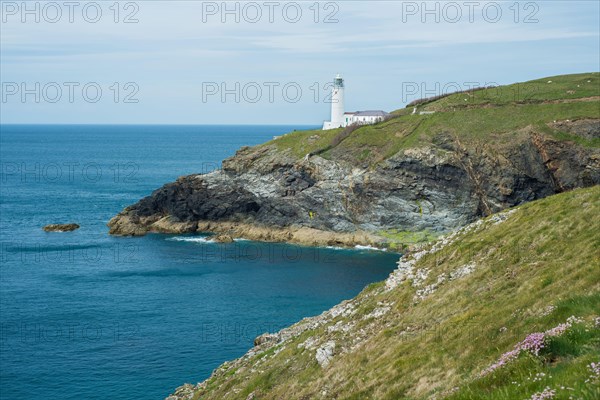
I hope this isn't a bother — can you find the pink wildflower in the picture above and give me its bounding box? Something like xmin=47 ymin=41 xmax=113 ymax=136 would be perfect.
xmin=530 ymin=387 xmax=556 ymax=400
xmin=519 ymin=332 xmax=545 ymax=356
xmin=481 ymin=316 xmax=583 ymax=376
xmin=589 ymin=362 xmax=600 ymax=381
xmin=544 ymin=323 xmax=569 ymax=337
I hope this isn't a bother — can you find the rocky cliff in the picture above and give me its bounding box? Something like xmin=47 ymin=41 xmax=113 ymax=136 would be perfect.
xmin=166 ymin=185 xmax=600 ymax=400
xmin=108 ymin=73 xmax=600 ymax=248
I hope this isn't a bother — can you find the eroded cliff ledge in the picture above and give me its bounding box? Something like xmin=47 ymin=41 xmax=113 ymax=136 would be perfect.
xmin=108 ymin=121 xmax=599 ymax=247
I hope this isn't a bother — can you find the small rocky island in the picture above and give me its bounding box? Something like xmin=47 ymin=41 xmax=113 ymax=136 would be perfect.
xmin=43 ymin=223 xmax=80 ymax=232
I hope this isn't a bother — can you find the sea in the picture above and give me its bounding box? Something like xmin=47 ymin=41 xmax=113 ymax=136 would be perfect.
xmin=0 ymin=125 xmax=399 ymax=400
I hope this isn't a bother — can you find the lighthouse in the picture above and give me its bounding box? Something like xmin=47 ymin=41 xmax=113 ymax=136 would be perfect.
xmin=330 ymin=74 xmax=345 ymax=126
xmin=322 ymin=74 xmax=345 ymax=130
xmin=322 ymin=74 xmax=389 ymax=130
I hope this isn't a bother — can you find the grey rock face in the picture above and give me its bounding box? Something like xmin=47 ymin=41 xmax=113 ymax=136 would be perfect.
xmin=108 ymin=129 xmax=600 ymax=240
xmin=548 ymin=119 xmax=600 ymax=140
xmin=315 ymin=341 xmax=336 ymax=368
xmin=254 ymin=333 xmax=278 ymax=347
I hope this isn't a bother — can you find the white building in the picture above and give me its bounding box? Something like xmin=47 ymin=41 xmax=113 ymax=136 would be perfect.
xmin=344 ymin=110 xmax=390 ymax=125
xmin=322 ymin=74 xmax=389 ymax=130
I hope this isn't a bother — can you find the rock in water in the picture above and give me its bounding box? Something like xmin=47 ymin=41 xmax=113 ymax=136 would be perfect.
xmin=213 ymin=234 xmax=234 ymax=243
xmin=43 ymin=223 xmax=80 ymax=232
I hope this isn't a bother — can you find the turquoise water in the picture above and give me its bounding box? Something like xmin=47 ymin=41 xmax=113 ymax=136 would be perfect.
xmin=0 ymin=125 xmax=399 ymax=400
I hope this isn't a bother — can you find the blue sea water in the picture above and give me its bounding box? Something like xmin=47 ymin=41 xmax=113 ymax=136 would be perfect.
xmin=0 ymin=125 xmax=399 ymax=400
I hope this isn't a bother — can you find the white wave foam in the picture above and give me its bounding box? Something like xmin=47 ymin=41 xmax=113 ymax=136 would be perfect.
xmin=167 ymin=236 xmax=214 ymax=243
xmin=354 ymin=245 xmax=387 ymax=252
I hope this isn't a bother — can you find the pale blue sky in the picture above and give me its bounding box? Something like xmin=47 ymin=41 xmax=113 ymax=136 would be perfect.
xmin=1 ymin=0 xmax=599 ymax=124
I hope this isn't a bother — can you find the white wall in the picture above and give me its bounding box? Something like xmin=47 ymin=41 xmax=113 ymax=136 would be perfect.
xmin=350 ymin=115 xmax=384 ymax=125
xmin=331 ymin=87 xmax=345 ymax=124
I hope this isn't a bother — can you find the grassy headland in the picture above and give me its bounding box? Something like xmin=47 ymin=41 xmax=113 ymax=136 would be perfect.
xmin=179 ymin=185 xmax=599 ymax=400
xmin=266 ymin=72 xmax=599 ymax=166
xmin=154 ymin=73 xmax=600 ymax=399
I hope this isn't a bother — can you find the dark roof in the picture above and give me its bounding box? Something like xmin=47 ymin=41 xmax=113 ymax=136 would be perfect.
xmin=353 ymin=110 xmax=389 ymax=117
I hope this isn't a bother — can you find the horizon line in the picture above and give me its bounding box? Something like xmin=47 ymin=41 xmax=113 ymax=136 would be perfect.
xmin=0 ymin=123 xmax=322 ymax=127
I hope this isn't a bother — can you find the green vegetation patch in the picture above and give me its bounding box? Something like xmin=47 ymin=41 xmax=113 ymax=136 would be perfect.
xmin=194 ymin=186 xmax=600 ymax=400
xmin=263 ymin=74 xmax=599 ymax=166
xmin=427 ymin=72 xmax=600 ymax=110
xmin=266 ymin=128 xmax=342 ymax=158
xmin=379 ymin=229 xmax=439 ymax=251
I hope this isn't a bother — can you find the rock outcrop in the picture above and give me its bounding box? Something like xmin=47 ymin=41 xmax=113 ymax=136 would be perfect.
xmin=213 ymin=234 xmax=234 ymax=243
xmin=108 ymin=122 xmax=599 ymax=247
xmin=43 ymin=223 xmax=80 ymax=232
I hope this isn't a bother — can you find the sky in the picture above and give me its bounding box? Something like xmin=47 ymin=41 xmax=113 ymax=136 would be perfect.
xmin=1 ymin=0 xmax=599 ymax=124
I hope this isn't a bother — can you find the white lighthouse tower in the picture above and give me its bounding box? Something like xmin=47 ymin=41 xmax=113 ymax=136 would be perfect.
xmin=323 ymin=74 xmax=345 ymax=130
xmin=330 ymin=74 xmax=345 ymax=126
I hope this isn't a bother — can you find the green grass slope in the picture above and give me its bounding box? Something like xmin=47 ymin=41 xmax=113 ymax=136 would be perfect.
xmin=194 ymin=186 xmax=600 ymax=399
xmin=266 ymin=73 xmax=599 ymax=165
